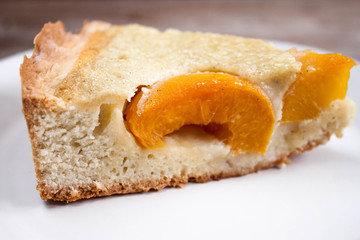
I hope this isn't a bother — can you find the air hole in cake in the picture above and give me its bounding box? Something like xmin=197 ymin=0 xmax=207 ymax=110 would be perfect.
xmin=93 ymin=103 xmax=116 ymax=136
xmin=122 ymin=157 xmax=128 ymax=165
xmin=123 ymin=167 xmax=128 ymax=174
xmin=109 ymin=150 xmax=116 ymax=158
xmin=181 ymin=166 xmax=187 ymax=176
xmin=88 ymin=160 xmax=95 ymax=168
xmin=71 ymin=141 xmax=80 ymax=148
xmin=166 ymin=125 xmax=219 ymax=145
xmin=225 ymin=160 xmax=233 ymax=168
xmin=118 ymin=54 xmax=128 ymax=60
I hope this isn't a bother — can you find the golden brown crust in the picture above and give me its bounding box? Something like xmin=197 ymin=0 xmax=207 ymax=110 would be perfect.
xmin=20 ymin=21 xmax=110 ymax=202
xmin=37 ymin=159 xmax=284 ymax=202
xmin=37 ymin=131 xmax=329 ymax=202
xmin=21 ymin=21 xmax=110 ymax=101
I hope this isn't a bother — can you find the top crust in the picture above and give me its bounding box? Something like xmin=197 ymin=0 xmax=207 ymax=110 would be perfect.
xmin=22 ymin=21 xmax=301 ymax=118
xmin=20 ymin=21 xmax=110 ymax=107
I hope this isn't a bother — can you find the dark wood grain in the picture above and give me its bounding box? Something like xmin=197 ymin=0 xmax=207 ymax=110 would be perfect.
xmin=1 ymin=0 xmax=359 ymax=59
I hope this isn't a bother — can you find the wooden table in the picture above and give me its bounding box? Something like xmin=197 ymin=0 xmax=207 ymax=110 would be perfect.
xmin=1 ymin=0 xmax=359 ymax=59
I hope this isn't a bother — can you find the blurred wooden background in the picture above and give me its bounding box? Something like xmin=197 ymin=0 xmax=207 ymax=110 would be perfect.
xmin=0 ymin=0 xmax=359 ymax=59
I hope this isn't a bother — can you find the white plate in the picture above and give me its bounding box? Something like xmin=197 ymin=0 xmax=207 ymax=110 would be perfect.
xmin=0 ymin=41 xmax=359 ymax=240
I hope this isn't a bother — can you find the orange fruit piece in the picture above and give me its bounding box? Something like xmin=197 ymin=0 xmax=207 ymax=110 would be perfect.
xmin=125 ymin=73 xmax=275 ymax=154
xmin=281 ymin=52 xmax=356 ymax=122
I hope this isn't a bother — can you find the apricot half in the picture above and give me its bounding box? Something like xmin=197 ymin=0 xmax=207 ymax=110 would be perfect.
xmin=281 ymin=52 xmax=356 ymax=122
xmin=125 ymin=73 xmax=275 ymax=153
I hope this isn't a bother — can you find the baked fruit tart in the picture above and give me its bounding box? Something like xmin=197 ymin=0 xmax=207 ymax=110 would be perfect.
xmin=21 ymin=21 xmax=356 ymax=202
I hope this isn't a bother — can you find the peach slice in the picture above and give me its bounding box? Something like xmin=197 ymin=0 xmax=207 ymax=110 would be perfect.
xmin=281 ymin=52 xmax=356 ymax=122
xmin=124 ymin=73 xmax=275 ymax=153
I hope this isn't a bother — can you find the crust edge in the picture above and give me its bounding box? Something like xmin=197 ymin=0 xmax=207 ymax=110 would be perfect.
xmin=38 ymin=131 xmax=330 ymax=202
xmin=20 ymin=21 xmax=110 ymax=202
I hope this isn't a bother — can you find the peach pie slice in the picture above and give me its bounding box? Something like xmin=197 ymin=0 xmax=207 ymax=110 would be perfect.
xmin=21 ymin=21 xmax=356 ymax=202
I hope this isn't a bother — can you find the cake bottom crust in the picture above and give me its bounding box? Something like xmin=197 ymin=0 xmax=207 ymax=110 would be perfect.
xmin=37 ymin=132 xmax=329 ymax=202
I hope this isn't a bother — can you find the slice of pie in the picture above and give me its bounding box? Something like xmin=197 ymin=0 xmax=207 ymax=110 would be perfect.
xmin=21 ymin=21 xmax=356 ymax=202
